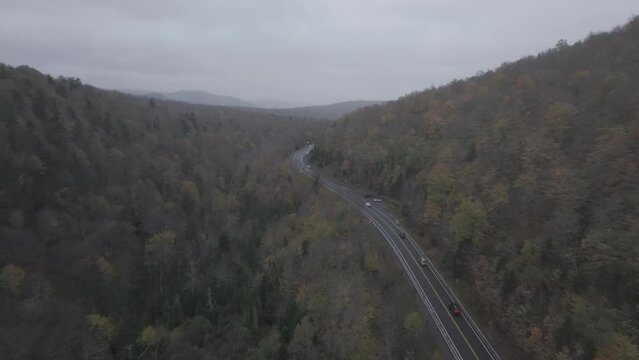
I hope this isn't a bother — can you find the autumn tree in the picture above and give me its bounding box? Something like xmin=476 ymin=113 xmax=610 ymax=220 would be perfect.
xmin=452 ymin=198 xmax=488 ymax=243
xmin=0 ymin=264 xmax=25 ymax=296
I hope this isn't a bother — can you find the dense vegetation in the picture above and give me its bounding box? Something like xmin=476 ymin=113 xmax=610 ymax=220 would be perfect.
xmin=252 ymin=101 xmax=387 ymax=120
xmin=0 ymin=65 xmax=436 ymax=359
xmin=312 ymin=17 xmax=639 ymax=360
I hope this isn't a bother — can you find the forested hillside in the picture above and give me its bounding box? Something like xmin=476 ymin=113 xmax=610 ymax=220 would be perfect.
xmin=312 ymin=17 xmax=639 ymax=359
xmin=0 ymin=65 xmax=436 ymax=359
xmin=253 ymin=101 xmax=387 ymax=120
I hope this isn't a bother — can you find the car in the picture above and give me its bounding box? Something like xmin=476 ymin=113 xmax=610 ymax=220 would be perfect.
xmin=364 ymin=194 xmax=373 ymax=198
xmin=306 ymin=165 xmax=310 ymax=168
xmin=419 ymin=256 xmax=427 ymax=266
xmin=365 ymin=202 xmax=371 ymax=207
xmin=399 ymin=231 xmax=406 ymax=238
xmin=373 ymin=198 xmax=383 ymax=202
xmin=448 ymin=302 xmax=461 ymax=316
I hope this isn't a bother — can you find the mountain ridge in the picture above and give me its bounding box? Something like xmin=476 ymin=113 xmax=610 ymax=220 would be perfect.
xmin=253 ymin=100 xmax=387 ymax=120
xmin=120 ymin=89 xmax=256 ymax=107
xmin=120 ymin=88 xmax=385 ymax=119
xmin=312 ymin=16 xmax=639 ymax=360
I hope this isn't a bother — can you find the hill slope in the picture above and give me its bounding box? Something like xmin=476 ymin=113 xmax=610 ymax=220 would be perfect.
xmin=165 ymin=90 xmax=256 ymax=107
xmin=312 ymin=17 xmax=639 ymax=359
xmin=256 ymin=100 xmax=387 ymax=120
xmin=0 ymin=64 xmax=437 ymax=359
xmin=120 ymin=89 xmax=255 ymax=107
xmin=121 ymin=90 xmax=382 ymax=119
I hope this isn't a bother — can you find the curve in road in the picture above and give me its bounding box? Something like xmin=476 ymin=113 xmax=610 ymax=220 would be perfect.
xmin=291 ymin=145 xmax=501 ymax=360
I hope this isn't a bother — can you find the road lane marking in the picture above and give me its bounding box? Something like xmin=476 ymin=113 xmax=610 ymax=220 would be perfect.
xmin=322 ymin=177 xmax=479 ymax=360
xmin=316 ymin=176 xmax=468 ymax=359
xmin=321 ymin=180 xmax=464 ymax=360
xmin=371 ymin=206 xmax=500 ymax=360
xmin=364 ymin=206 xmax=482 ymax=359
xmin=293 ymin=146 xmax=494 ymax=359
xmin=293 ymin=147 xmax=498 ymax=360
xmin=299 ymin=163 xmax=463 ymax=359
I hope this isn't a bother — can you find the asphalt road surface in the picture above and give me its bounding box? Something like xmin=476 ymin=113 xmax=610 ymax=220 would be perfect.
xmin=291 ymin=145 xmax=501 ymax=360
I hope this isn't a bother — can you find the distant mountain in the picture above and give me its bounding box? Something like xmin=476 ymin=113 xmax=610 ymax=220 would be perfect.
xmin=165 ymin=90 xmax=255 ymax=108
xmin=251 ymin=99 xmax=307 ymax=109
xmin=117 ymin=89 xmax=163 ymax=97
xmin=118 ymin=89 xmax=383 ymax=118
xmin=119 ymin=89 xmax=255 ymax=107
xmin=140 ymin=91 xmax=168 ymax=100
xmin=256 ymin=100 xmax=387 ymax=120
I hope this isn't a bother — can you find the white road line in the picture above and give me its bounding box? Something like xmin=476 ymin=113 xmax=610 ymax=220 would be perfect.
xmin=293 ymin=146 xmax=501 ymax=360
xmin=371 ymin=208 xmax=500 ymax=360
xmin=299 ymin=156 xmax=461 ymax=358
xmin=362 ymin=205 xmax=483 ymax=359
xmin=320 ymin=177 xmax=463 ymax=360
xmin=320 ymin=175 xmax=478 ymax=359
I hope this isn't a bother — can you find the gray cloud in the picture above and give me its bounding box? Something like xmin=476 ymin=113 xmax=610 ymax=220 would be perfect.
xmin=1 ymin=0 xmax=637 ymax=104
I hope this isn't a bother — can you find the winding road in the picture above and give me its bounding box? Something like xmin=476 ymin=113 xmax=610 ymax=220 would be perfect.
xmin=291 ymin=145 xmax=501 ymax=360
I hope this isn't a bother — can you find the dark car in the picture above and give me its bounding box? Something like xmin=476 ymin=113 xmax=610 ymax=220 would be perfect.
xmin=364 ymin=194 xmax=373 ymax=198
xmin=448 ymin=302 xmax=461 ymax=316
xmin=399 ymin=231 xmax=406 ymax=239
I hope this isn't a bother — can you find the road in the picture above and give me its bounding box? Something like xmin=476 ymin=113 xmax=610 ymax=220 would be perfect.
xmin=291 ymin=145 xmax=501 ymax=360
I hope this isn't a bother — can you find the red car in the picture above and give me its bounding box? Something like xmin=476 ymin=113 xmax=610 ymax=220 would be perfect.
xmin=448 ymin=302 xmax=461 ymax=316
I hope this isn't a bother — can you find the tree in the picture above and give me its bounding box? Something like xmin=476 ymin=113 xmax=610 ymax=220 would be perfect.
xmin=0 ymin=264 xmax=25 ymax=295
xmin=426 ymin=174 xmax=454 ymax=204
xmin=422 ymin=202 xmax=443 ymax=225
xmin=363 ymin=248 xmax=381 ymax=274
xmin=87 ymin=314 xmax=117 ymax=342
xmin=543 ymin=102 xmax=576 ymax=142
xmin=145 ymin=230 xmax=177 ymax=297
xmin=452 ymin=198 xmax=488 ymax=243
xmin=555 ymin=39 xmax=569 ymax=50
xmin=594 ymin=333 xmax=639 ymax=360
xmin=352 ymin=332 xmax=376 ymax=360
xmin=248 ymin=328 xmax=281 ymax=360
xmin=287 ymin=316 xmax=317 ymax=360
xmin=96 ymin=256 xmax=116 ymax=283
xmin=180 ymin=180 xmax=200 ymax=215
xmin=138 ymin=325 xmax=166 ymax=360
xmin=403 ymin=311 xmax=423 ymax=335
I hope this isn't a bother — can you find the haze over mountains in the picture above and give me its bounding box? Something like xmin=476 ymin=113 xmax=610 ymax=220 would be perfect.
xmin=120 ymin=89 xmax=255 ymax=108
xmin=120 ymin=89 xmax=385 ymax=119
xmin=253 ymin=100 xmax=386 ymax=119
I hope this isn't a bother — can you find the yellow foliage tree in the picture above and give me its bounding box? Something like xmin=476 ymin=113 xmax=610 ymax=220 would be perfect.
xmin=422 ymin=202 xmax=442 ymax=225
xmin=96 ymin=256 xmax=116 ymax=282
xmin=544 ymin=102 xmax=576 ymax=138
xmin=0 ymin=264 xmax=26 ymax=295
xmin=403 ymin=311 xmax=423 ymax=334
xmin=87 ymin=314 xmax=117 ymax=342
xmin=146 ymin=230 xmax=177 ymax=255
xmin=139 ymin=326 xmax=161 ymax=347
xmin=594 ymin=333 xmax=639 ymax=360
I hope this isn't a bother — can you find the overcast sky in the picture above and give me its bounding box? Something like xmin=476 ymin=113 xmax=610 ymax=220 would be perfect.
xmin=1 ymin=1 xmax=637 ymax=105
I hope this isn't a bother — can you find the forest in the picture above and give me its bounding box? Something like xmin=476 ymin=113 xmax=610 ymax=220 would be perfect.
xmin=0 ymin=65 xmax=438 ymax=359
xmin=311 ymin=16 xmax=639 ymax=359
xmin=3 ymin=12 xmax=639 ymax=360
